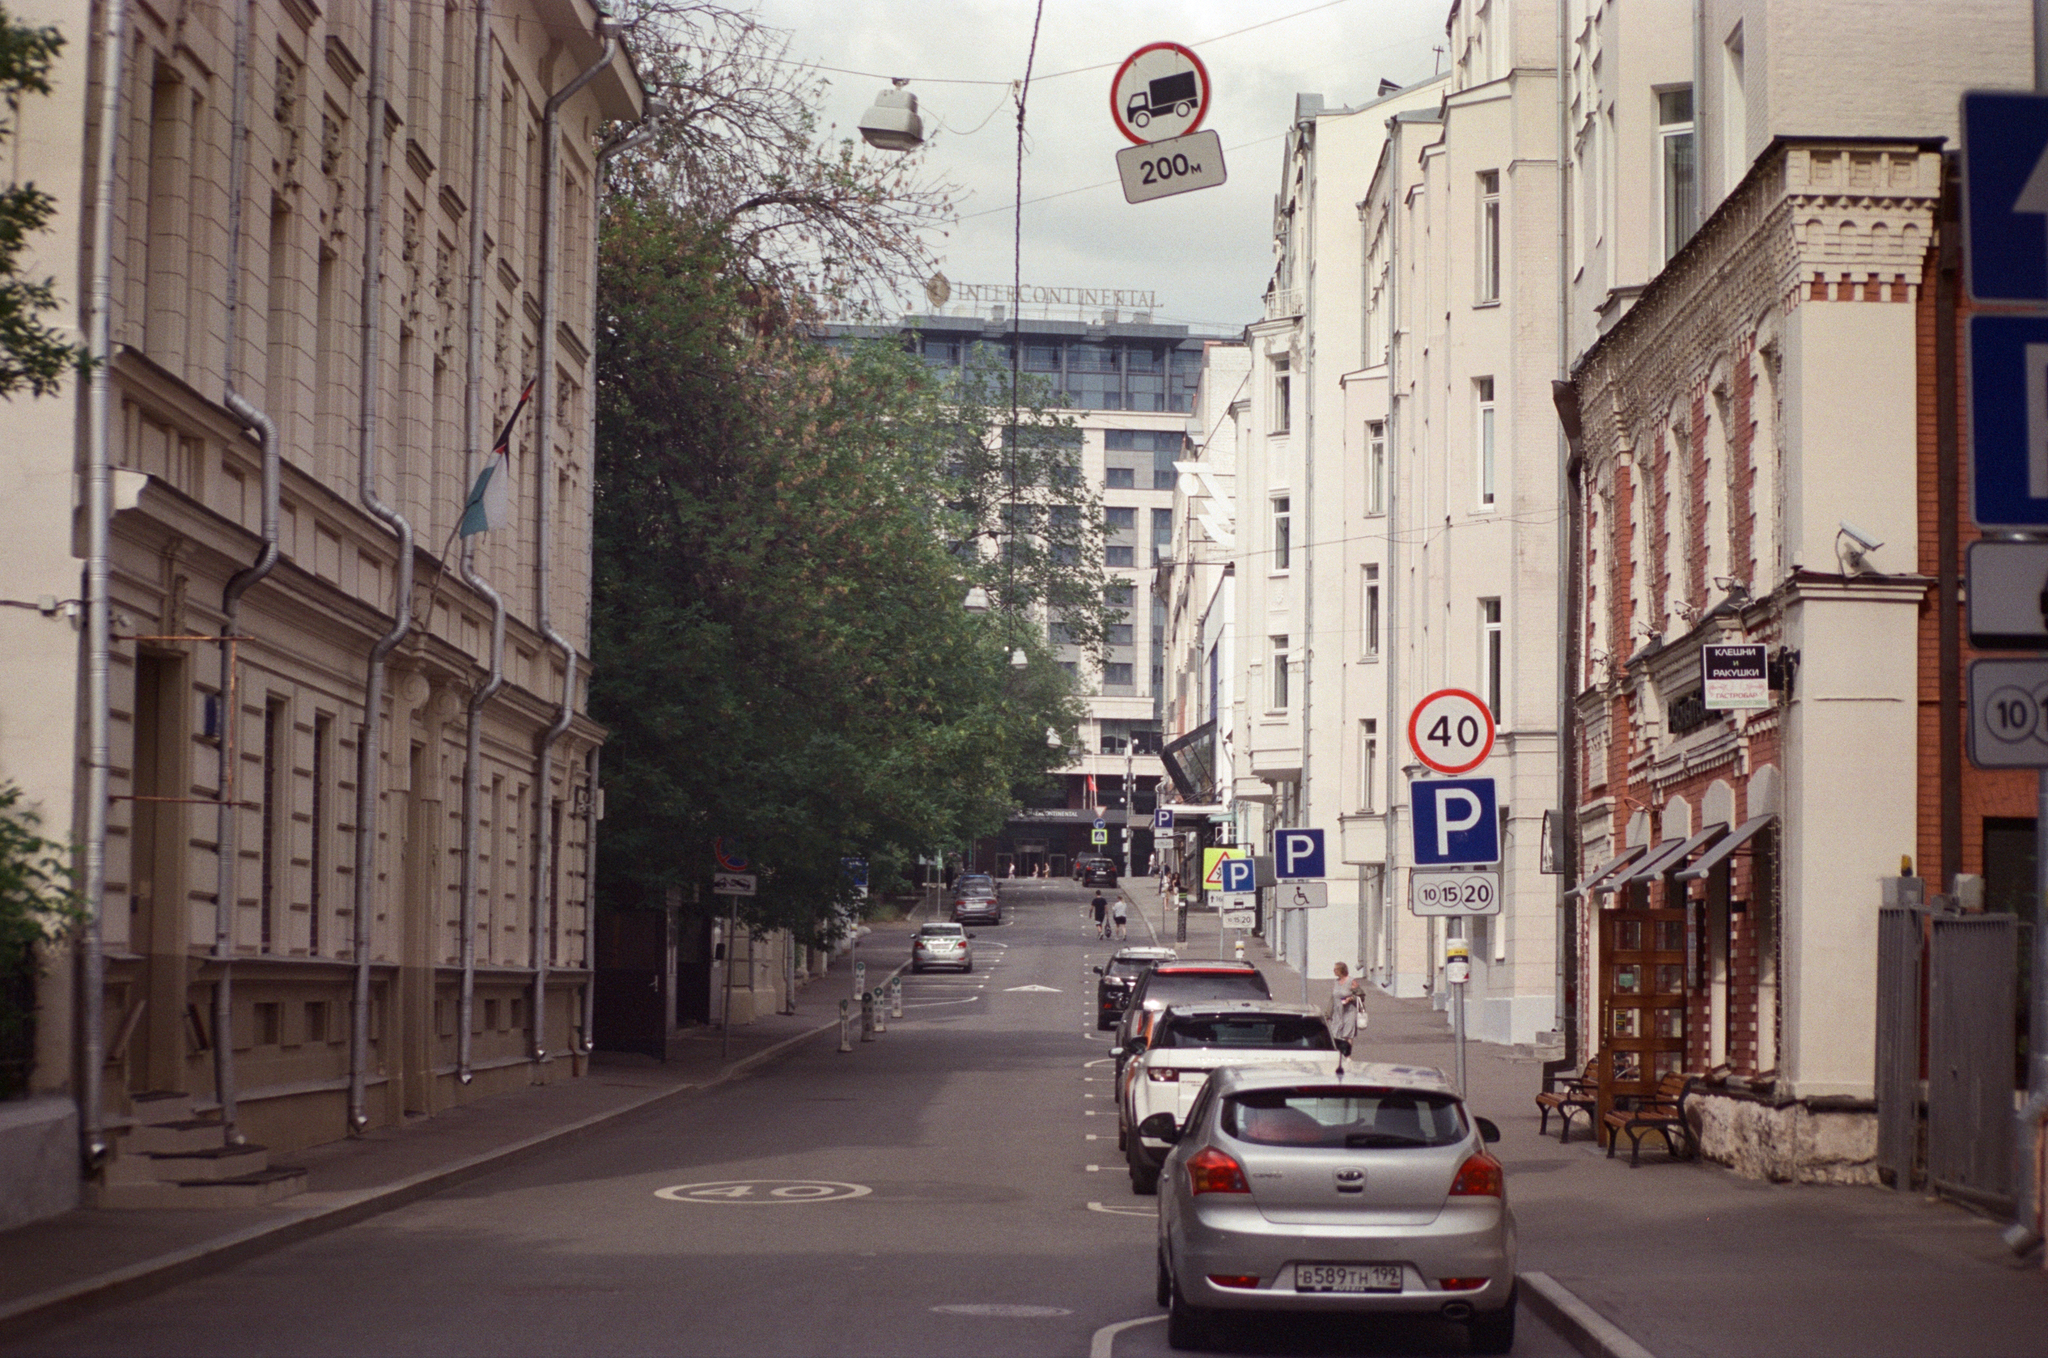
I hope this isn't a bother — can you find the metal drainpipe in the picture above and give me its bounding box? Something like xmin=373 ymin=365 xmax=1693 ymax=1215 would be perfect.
xmin=1381 ymin=137 xmax=1403 ymax=992
xmin=79 ymin=0 xmax=129 ymax=1176
xmin=530 ymin=30 xmax=616 ymax=1066
xmin=455 ymin=0 xmax=502 ymax=1087
xmin=348 ymin=0 xmax=412 ymax=1135
xmin=210 ymin=0 xmax=282 ymax=1149
xmin=1550 ymin=0 xmax=1579 ymax=1075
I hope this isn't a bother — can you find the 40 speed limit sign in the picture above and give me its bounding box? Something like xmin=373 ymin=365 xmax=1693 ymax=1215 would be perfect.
xmin=1408 ymin=688 xmax=1495 ymax=775
xmin=1410 ymin=869 xmax=1501 ymax=916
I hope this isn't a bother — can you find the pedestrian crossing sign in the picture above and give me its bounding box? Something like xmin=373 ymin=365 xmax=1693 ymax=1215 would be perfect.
xmin=1202 ymin=846 xmax=1247 ymax=890
xmin=1091 ymin=828 xmax=1108 ymax=844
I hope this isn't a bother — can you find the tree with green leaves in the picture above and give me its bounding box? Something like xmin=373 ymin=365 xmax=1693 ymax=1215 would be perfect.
xmin=0 ymin=7 xmax=87 ymax=397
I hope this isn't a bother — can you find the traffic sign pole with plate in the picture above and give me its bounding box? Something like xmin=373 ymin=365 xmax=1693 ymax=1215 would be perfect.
xmin=1968 ymin=658 xmax=2048 ymax=767
xmin=1109 ymin=43 xmax=1226 ymax=206
xmin=1969 ymin=540 xmax=2048 ymax=648
xmin=1116 ymin=131 xmax=1226 ymax=205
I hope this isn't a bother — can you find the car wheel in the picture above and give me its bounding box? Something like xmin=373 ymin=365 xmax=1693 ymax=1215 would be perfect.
xmin=1126 ymin=1129 xmax=1159 ymax=1195
xmin=1156 ymin=1249 xmax=1172 ymax=1308
xmin=1467 ymin=1286 xmax=1516 ymax=1355
xmin=912 ymin=964 xmax=923 ymax=974
xmin=963 ymin=960 xmax=973 ymax=973
xmin=1165 ymin=1269 xmax=1212 ymax=1351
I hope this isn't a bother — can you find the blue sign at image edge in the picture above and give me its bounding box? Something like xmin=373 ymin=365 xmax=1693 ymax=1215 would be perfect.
xmin=1969 ymin=313 xmax=2048 ymax=528
xmin=1964 ymin=90 xmax=2048 ymax=304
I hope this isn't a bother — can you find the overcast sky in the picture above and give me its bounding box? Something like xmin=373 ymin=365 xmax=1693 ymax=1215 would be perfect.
xmin=752 ymin=0 xmax=1455 ymax=334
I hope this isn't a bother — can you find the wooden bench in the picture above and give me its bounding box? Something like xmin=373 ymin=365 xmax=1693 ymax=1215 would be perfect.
xmin=1602 ymin=1071 xmax=1697 ymax=1166
xmin=1534 ymin=1052 xmax=1602 ymax=1144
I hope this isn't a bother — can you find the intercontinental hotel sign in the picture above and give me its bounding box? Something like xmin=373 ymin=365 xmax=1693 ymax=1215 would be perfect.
xmin=942 ymin=281 xmax=1161 ymax=312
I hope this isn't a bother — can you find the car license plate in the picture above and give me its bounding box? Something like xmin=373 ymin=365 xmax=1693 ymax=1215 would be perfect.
xmin=1294 ymin=1263 xmax=1403 ymax=1293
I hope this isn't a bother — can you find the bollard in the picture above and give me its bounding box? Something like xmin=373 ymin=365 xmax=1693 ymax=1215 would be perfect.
xmin=890 ymin=976 xmax=904 ymax=1018
xmin=872 ymin=988 xmax=887 ymax=1033
xmin=860 ymin=990 xmax=875 ymax=1041
xmin=1176 ymin=902 xmax=1188 ymax=943
xmin=1233 ymin=937 xmax=1246 ymax=962
xmin=839 ymin=999 xmax=853 ymax=1053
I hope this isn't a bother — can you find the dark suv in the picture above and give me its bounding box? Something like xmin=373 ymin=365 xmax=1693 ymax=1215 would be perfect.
xmin=1093 ymin=946 xmax=1178 ymax=1029
xmin=1112 ymin=960 xmax=1273 ymax=1080
xmin=1079 ymin=857 xmax=1119 ymax=887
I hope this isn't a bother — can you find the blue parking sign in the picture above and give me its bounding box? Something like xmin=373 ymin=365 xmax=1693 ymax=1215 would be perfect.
xmin=1410 ymin=778 xmax=1500 ymax=866
xmin=1273 ymin=828 xmax=1325 ymax=881
xmin=1220 ymin=857 xmax=1256 ymax=894
xmin=1970 ymin=313 xmax=2048 ymax=528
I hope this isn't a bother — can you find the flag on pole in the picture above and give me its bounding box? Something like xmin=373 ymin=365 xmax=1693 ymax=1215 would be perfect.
xmin=1085 ymin=773 xmax=1097 ymax=809
xmin=459 ymin=376 xmax=535 ymax=537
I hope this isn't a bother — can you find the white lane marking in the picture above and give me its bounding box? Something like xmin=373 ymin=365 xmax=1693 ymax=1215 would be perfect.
xmin=1089 ymin=1315 xmax=1166 ymax=1358
xmin=1086 ymin=1134 xmax=1102 ymax=1141
xmin=1087 ymin=1164 xmax=1101 ymax=1172
xmin=1085 ymin=1201 xmax=1152 ymax=1218
xmin=656 ymin=1180 xmax=871 ymax=1204
xmin=1005 ymin=984 xmax=1062 ymax=992
xmin=1084 ymin=1110 xmax=1100 ymax=1116
xmin=930 ymin=1303 xmax=1071 ymax=1318
xmin=902 ymin=998 xmax=982 ymax=1009
xmin=1084 ymin=1058 xmax=1115 ymax=1068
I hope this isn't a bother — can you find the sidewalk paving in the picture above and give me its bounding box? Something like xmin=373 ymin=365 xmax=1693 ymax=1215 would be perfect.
xmin=1227 ymin=917 xmax=2048 ymax=1358
xmin=0 ymin=931 xmax=912 ymax=1342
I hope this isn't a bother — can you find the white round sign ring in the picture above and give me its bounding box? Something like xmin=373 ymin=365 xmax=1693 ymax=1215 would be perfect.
xmin=1407 ymin=687 xmax=1496 ymax=775
xmin=1109 ymin=41 xmax=1212 ymax=146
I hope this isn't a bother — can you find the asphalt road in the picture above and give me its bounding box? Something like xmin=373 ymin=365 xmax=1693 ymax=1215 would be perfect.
xmin=3 ymin=882 xmax=1573 ymax=1358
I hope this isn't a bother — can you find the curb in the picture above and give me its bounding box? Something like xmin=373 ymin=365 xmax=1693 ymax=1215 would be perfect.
xmin=1519 ymin=1270 xmax=1656 ymax=1358
xmin=0 ymin=1008 xmax=853 ymax=1342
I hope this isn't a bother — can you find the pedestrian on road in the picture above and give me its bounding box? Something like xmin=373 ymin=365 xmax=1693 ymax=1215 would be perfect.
xmin=1111 ymin=895 xmax=1129 ymax=940
xmin=1328 ymin=961 xmax=1365 ymax=1058
xmin=1091 ymin=891 xmax=1109 ymax=938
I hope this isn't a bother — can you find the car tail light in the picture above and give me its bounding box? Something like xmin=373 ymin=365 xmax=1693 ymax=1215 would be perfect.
xmin=1448 ymin=1151 xmax=1504 ymax=1198
xmin=1438 ymin=1278 xmax=1488 ymax=1291
xmin=1186 ymin=1147 xmax=1250 ymax=1195
xmin=1206 ymin=1275 xmax=1261 ymax=1289
xmin=1146 ymin=1067 xmax=1180 ymax=1082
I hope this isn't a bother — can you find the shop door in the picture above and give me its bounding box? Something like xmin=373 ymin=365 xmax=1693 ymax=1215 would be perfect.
xmin=1598 ymin=907 xmax=1688 ymax=1141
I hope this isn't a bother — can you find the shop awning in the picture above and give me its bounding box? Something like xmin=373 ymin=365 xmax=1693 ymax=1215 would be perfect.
xmin=1619 ymin=823 xmax=1729 ymax=886
xmin=1674 ymin=814 xmax=1776 ymax=882
xmin=1565 ymin=844 xmax=1648 ymax=900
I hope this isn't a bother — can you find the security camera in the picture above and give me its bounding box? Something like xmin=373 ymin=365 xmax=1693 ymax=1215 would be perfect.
xmin=1838 ymin=521 xmax=1883 ymax=554
xmin=1836 ymin=521 xmax=1884 ymax=575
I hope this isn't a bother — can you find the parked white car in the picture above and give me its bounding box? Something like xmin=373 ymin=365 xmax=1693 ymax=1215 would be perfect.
xmin=1120 ymin=1000 xmax=1335 ymax=1195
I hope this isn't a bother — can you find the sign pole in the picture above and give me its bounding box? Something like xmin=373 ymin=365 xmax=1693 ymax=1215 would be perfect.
xmin=1447 ymin=931 xmax=1470 ymax=1096
xmin=720 ymin=896 xmax=737 ymax=1060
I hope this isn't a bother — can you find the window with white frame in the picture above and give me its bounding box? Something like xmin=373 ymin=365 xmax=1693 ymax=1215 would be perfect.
xmin=1363 ymin=564 xmax=1381 ymax=658
xmin=1365 ymin=421 xmax=1386 ymax=514
xmin=1658 ymin=88 xmax=1696 ymax=263
xmin=1477 ymin=170 xmax=1501 ymax=304
xmin=1272 ymin=356 xmax=1291 ymax=434
xmin=1270 ymin=635 xmax=1290 ymax=710
xmin=1360 ymin=719 xmax=1378 ymax=812
xmin=1480 ymin=598 xmax=1503 ymax=718
xmin=1476 ymin=377 xmax=1497 ymax=507
xmin=1272 ymin=495 xmax=1291 ymax=571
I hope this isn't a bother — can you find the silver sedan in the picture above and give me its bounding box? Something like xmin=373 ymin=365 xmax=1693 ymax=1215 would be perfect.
xmin=1152 ymin=1062 xmax=1515 ymax=1353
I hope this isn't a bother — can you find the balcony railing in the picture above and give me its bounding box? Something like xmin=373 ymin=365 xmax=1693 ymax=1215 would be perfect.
xmin=1265 ymin=287 xmax=1304 ymax=320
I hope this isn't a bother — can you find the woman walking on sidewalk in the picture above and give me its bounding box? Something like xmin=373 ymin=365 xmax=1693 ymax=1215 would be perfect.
xmin=1328 ymin=961 xmax=1365 ymax=1058
xmin=1111 ymin=895 xmax=1129 ymax=940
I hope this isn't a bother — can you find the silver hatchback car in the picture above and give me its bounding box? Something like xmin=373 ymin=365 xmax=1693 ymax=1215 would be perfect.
xmin=1152 ymin=1062 xmax=1515 ymax=1353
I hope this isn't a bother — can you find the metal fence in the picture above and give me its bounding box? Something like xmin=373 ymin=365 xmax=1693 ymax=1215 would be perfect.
xmin=1875 ymin=906 xmax=1926 ymax=1189
xmin=1927 ymin=912 xmax=2018 ymax=1211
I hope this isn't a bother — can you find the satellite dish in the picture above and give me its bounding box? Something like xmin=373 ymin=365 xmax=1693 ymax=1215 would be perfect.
xmin=925 ymin=272 xmax=952 ymax=309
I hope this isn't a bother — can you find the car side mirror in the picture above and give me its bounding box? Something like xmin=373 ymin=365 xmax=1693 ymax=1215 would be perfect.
xmin=1137 ymin=1112 xmax=1180 ymax=1144
xmin=1125 ymin=1036 xmax=1148 ymax=1056
xmin=966 ymin=932 xmax=978 ymax=938
xmin=1093 ymin=965 xmax=1104 ymax=974
xmin=1475 ymin=1116 xmax=1501 ymax=1144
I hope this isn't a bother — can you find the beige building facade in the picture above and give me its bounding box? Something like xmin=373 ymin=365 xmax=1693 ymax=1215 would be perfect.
xmin=2 ymin=0 xmax=640 ymax=1219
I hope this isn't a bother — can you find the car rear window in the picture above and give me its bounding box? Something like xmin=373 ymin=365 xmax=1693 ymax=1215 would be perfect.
xmin=920 ymin=923 xmax=964 ymax=937
xmin=1222 ymin=1087 xmax=1467 ymax=1149
xmin=1158 ymin=1015 xmax=1332 ymax=1050
xmin=1143 ymin=972 xmax=1272 ymax=1004
xmin=1107 ymin=959 xmax=1155 ymax=980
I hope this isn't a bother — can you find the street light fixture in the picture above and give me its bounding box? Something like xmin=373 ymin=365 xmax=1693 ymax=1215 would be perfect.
xmin=1010 ymin=647 xmax=1028 ymax=668
xmin=858 ymin=81 xmax=925 ymax=152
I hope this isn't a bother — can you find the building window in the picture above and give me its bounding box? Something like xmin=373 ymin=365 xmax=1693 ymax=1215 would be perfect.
xmin=1476 ymin=377 xmax=1497 ymax=507
xmin=1105 ymin=662 xmax=1135 ymax=687
xmin=1360 ymin=719 xmax=1378 ymax=812
xmin=1366 ymin=421 xmax=1386 ymax=515
xmin=1272 ymin=356 xmax=1291 ymax=434
xmin=1481 ymin=598 xmax=1503 ymax=719
xmin=1364 ymin=564 xmax=1381 ymax=658
xmin=1108 ymin=623 xmax=1134 ymax=646
xmin=1155 ymin=441 xmax=1179 ymax=489
xmin=1106 ymin=545 xmax=1135 ymax=567
xmin=1153 ymin=507 xmax=1173 ymax=565
xmin=1658 ymin=88 xmax=1696 ymax=263
xmin=310 ymin=713 xmax=329 ymax=955
xmin=1272 ymin=496 xmax=1291 ymax=571
xmin=1271 ymin=635 xmax=1290 ymax=710
xmin=1059 ymin=660 xmax=1078 ymax=678
xmin=1106 ymin=581 xmax=1136 ymax=607
xmin=261 ymin=699 xmax=285 ymax=952
xmin=1106 ymin=466 xmax=1135 ymax=489
xmin=1106 ymin=506 xmax=1136 ymax=530
xmin=1477 ymin=170 xmax=1501 ymax=304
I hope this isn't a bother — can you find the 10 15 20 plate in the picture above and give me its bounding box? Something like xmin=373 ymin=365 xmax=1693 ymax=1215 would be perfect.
xmin=1293 ymin=1262 xmax=1403 ymax=1293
